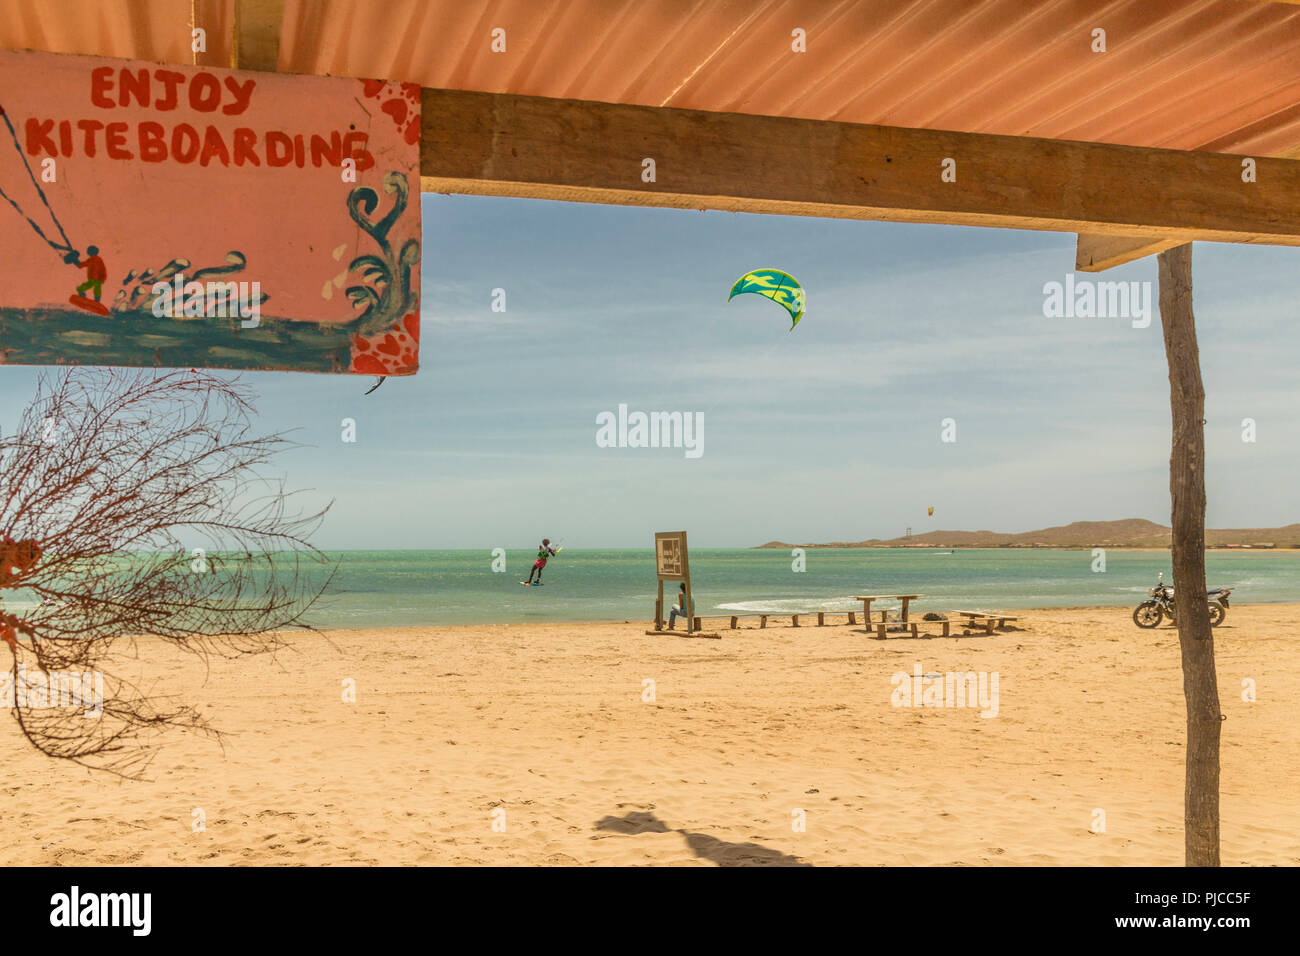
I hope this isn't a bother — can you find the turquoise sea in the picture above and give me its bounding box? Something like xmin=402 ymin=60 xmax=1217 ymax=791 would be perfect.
xmin=295 ymin=548 xmax=1300 ymax=629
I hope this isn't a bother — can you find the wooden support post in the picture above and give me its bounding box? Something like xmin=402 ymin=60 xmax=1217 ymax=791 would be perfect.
xmin=189 ymin=0 xmax=237 ymax=67
xmin=942 ymin=621 xmax=950 ymax=637
xmin=655 ymin=581 xmax=663 ymax=631
xmin=1158 ymin=243 xmax=1221 ymax=868
xmin=233 ymin=0 xmax=286 ymax=71
xmin=684 ymin=579 xmax=694 ymax=635
xmin=817 ymin=611 xmax=825 ymax=626
xmin=848 ymin=612 xmax=856 ymax=625
xmin=730 ymin=615 xmax=738 ymax=629
xmin=791 ymin=614 xmax=799 ymax=627
xmin=874 ymin=622 xmax=887 ymax=640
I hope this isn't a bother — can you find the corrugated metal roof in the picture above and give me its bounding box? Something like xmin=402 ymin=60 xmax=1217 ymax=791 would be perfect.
xmin=4 ymin=0 xmax=1299 ymax=154
xmin=0 ymin=0 xmax=235 ymax=66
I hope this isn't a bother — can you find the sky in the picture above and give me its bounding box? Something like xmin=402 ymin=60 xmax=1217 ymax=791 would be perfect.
xmin=2 ymin=192 xmax=1297 ymax=549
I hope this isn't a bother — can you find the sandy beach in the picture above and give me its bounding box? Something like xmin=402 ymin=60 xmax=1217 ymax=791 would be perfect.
xmin=5 ymin=604 xmax=1298 ymax=867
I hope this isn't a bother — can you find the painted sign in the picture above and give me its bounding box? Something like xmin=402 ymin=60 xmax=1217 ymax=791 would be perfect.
xmin=655 ymin=531 xmax=688 ymax=580
xmin=0 ymin=49 xmax=421 ymax=374
xmin=652 ymin=531 xmax=695 ymax=633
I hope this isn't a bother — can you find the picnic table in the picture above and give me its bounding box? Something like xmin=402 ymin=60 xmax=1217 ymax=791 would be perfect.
xmin=951 ymin=610 xmax=1021 ymax=634
xmin=853 ymin=594 xmax=924 ymax=623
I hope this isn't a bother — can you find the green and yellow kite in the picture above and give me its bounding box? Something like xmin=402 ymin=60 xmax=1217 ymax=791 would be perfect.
xmin=727 ymin=268 xmax=805 ymax=330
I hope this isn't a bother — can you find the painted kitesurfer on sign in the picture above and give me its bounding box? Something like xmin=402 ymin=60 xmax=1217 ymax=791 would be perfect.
xmin=71 ymin=245 xmax=107 ymax=302
xmin=1 ymin=101 xmax=111 ymax=316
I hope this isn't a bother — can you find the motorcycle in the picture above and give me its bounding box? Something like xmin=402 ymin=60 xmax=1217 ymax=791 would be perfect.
xmin=1133 ymin=573 xmax=1231 ymax=628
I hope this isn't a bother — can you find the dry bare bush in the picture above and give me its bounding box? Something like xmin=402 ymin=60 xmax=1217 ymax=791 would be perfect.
xmin=0 ymin=369 xmax=332 ymax=776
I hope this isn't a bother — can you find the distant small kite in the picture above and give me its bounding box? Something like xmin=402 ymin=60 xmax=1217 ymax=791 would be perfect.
xmin=928 ymin=506 xmax=934 ymax=516
xmin=728 ymin=268 xmax=805 ymax=330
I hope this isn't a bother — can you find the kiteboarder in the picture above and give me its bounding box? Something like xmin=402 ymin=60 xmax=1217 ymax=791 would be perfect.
xmin=71 ymin=245 xmax=107 ymax=302
xmin=522 ymin=538 xmax=559 ymax=586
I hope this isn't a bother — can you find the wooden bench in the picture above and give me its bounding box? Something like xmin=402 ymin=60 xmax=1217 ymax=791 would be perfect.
xmin=688 ymin=612 xmax=861 ymax=630
xmin=869 ymin=618 xmax=951 ymax=640
xmin=722 ymin=614 xmax=768 ymax=629
xmin=853 ymin=594 xmax=924 ymax=623
xmin=951 ymin=610 xmax=1021 ymax=635
xmin=815 ymin=611 xmax=859 ymax=626
xmin=793 ymin=611 xmax=858 ymax=627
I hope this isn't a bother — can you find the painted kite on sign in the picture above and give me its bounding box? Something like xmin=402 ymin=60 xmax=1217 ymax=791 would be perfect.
xmin=0 ymin=49 xmax=421 ymax=374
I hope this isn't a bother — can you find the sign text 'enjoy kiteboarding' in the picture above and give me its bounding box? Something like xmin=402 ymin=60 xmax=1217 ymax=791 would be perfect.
xmin=0 ymin=49 xmax=421 ymax=374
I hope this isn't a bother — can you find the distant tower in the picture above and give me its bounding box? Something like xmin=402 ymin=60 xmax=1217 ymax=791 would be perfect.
xmin=904 ymin=527 xmax=912 ymax=538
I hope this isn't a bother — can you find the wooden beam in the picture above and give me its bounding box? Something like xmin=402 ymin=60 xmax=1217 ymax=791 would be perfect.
xmin=420 ymin=89 xmax=1300 ymax=248
xmin=1076 ymin=235 xmax=1185 ymax=272
xmin=234 ymin=0 xmax=285 ymax=72
xmin=1078 ymin=144 xmax=1300 ymax=271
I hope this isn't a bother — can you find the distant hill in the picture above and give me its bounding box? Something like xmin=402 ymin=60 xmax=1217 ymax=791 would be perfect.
xmin=756 ymin=519 xmax=1300 ymax=550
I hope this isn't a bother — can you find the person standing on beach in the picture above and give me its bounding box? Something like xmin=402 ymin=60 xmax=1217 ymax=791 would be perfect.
xmin=524 ymin=538 xmax=558 ymax=585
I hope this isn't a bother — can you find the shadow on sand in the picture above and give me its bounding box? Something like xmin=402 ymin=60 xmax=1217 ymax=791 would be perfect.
xmin=595 ymin=810 xmax=811 ymax=867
